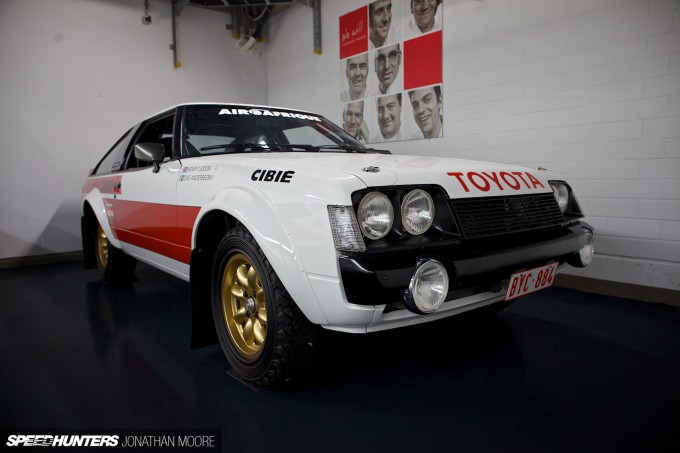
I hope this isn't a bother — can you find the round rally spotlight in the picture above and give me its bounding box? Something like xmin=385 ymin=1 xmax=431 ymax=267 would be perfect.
xmin=401 ymin=189 xmax=435 ymax=235
xmin=357 ymin=192 xmax=394 ymax=240
xmin=404 ymin=259 xmax=449 ymax=315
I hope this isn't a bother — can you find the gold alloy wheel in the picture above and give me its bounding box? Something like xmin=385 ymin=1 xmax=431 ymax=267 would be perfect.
xmin=221 ymin=253 xmax=267 ymax=360
xmin=96 ymin=224 xmax=109 ymax=269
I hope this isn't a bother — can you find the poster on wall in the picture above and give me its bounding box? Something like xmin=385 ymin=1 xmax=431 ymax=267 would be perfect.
xmin=339 ymin=0 xmax=443 ymax=144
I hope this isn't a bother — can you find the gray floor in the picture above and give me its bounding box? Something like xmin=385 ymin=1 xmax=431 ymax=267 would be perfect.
xmin=1 ymin=261 xmax=679 ymax=452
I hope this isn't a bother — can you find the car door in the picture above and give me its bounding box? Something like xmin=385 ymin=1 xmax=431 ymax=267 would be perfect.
xmin=111 ymin=111 xmax=187 ymax=269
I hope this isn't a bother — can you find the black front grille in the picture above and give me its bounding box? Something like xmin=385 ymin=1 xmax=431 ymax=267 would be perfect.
xmin=451 ymin=193 xmax=565 ymax=239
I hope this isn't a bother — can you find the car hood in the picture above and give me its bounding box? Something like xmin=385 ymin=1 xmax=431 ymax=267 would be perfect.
xmin=210 ymin=152 xmax=561 ymax=198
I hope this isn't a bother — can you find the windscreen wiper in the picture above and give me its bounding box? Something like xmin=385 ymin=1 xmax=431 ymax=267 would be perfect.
xmin=283 ymin=143 xmax=390 ymax=154
xmin=317 ymin=144 xmax=391 ymax=154
xmin=278 ymin=144 xmax=321 ymax=152
xmin=363 ymin=147 xmax=391 ymax=154
xmin=201 ymin=142 xmax=391 ymax=155
xmin=200 ymin=143 xmax=272 ymax=152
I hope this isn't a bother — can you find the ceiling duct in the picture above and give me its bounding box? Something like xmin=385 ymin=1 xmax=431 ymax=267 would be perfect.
xmin=171 ymin=0 xmax=319 ymax=61
xmin=188 ymin=0 xmax=297 ymax=9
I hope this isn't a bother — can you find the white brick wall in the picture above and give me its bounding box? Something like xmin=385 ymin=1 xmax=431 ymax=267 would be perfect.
xmin=267 ymin=0 xmax=680 ymax=291
xmin=2 ymin=0 xmax=675 ymax=292
xmin=0 ymin=0 xmax=268 ymax=259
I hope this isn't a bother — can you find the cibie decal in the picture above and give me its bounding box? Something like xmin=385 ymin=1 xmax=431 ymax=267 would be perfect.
xmin=219 ymin=108 xmax=322 ymax=122
xmin=179 ymin=165 xmax=216 ymax=182
xmin=251 ymin=169 xmax=295 ymax=183
xmin=447 ymin=171 xmax=545 ymax=192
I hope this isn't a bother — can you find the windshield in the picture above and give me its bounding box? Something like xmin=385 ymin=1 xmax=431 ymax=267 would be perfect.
xmin=182 ymin=105 xmax=386 ymax=157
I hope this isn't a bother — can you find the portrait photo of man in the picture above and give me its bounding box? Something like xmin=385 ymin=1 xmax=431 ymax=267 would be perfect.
xmin=342 ymin=101 xmax=369 ymax=143
xmin=371 ymin=43 xmax=402 ymax=97
xmin=369 ymin=0 xmax=400 ymax=49
xmin=408 ymin=85 xmax=443 ymax=139
xmin=405 ymin=0 xmax=442 ymax=40
xmin=340 ymin=53 xmax=369 ymax=102
xmin=374 ymin=93 xmax=403 ymax=142
xmin=339 ymin=1 xmax=443 ymax=144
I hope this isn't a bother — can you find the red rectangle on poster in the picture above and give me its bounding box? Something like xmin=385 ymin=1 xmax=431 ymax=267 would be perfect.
xmin=403 ymin=30 xmax=443 ymax=90
xmin=339 ymin=6 xmax=368 ymax=59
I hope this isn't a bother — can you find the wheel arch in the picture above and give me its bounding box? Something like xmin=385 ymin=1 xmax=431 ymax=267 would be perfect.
xmin=82 ymin=196 xmax=137 ymax=281
xmin=188 ymin=188 xmax=328 ymax=348
xmin=82 ymin=192 xmax=123 ymax=249
xmin=82 ymin=195 xmax=122 ymax=269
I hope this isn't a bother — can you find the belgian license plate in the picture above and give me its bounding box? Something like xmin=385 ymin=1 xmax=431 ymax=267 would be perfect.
xmin=505 ymin=262 xmax=558 ymax=301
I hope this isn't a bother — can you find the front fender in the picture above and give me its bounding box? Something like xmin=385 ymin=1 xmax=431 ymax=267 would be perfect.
xmin=194 ymin=185 xmax=328 ymax=325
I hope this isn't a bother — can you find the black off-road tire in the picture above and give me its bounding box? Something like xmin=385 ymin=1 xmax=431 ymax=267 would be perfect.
xmin=95 ymin=223 xmax=137 ymax=283
xmin=211 ymin=226 xmax=319 ymax=388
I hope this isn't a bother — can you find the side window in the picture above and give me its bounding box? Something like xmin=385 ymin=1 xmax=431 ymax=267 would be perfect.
xmin=94 ymin=128 xmax=134 ymax=175
xmin=125 ymin=114 xmax=175 ymax=170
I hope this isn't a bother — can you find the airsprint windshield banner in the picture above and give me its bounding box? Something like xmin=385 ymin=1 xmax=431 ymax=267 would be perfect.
xmin=339 ymin=0 xmax=443 ymax=144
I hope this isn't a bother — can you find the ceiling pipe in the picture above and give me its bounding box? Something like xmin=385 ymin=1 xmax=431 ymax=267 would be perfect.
xmin=171 ymin=1 xmax=182 ymax=68
xmin=312 ymin=0 xmax=321 ymax=55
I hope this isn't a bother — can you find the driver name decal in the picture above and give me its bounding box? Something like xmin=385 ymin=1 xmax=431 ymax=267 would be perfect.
xmin=218 ymin=108 xmax=322 ymax=122
xmin=179 ymin=165 xmax=216 ymax=182
xmin=447 ymin=171 xmax=545 ymax=192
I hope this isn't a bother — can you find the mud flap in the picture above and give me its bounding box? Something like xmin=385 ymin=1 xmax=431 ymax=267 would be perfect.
xmin=190 ymin=248 xmax=218 ymax=349
xmin=82 ymin=216 xmax=97 ymax=270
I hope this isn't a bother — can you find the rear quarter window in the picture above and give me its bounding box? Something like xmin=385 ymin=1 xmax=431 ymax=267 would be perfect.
xmin=94 ymin=128 xmax=135 ymax=175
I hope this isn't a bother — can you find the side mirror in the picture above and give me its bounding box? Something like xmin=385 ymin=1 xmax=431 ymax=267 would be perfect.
xmin=134 ymin=143 xmax=165 ymax=173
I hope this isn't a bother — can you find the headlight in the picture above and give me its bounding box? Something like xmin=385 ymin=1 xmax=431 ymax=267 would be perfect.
xmin=357 ymin=192 xmax=393 ymax=240
xmin=401 ymin=189 xmax=435 ymax=235
xmin=551 ymin=183 xmax=569 ymax=213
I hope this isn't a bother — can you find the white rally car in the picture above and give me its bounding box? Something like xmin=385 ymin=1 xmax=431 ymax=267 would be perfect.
xmin=82 ymin=103 xmax=594 ymax=387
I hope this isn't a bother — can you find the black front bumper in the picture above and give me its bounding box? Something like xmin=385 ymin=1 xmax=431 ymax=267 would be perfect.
xmin=339 ymin=222 xmax=594 ymax=306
